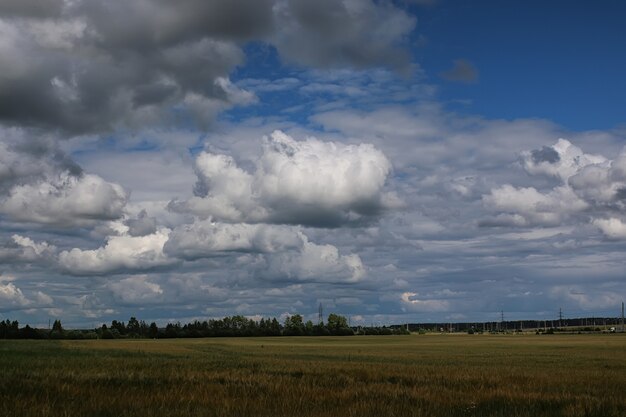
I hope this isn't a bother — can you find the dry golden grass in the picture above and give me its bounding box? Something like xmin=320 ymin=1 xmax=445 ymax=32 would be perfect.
xmin=1 ymin=334 xmax=624 ymax=416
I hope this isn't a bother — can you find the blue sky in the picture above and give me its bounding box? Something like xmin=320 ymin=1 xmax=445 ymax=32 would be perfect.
xmin=416 ymin=0 xmax=626 ymax=131
xmin=1 ymin=0 xmax=625 ymax=328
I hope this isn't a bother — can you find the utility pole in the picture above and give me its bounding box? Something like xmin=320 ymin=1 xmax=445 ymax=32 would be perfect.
xmin=559 ymin=307 xmax=563 ymax=328
xmin=621 ymin=302 xmax=625 ymax=332
xmin=501 ymin=310 xmax=505 ymax=331
xmin=318 ymin=302 xmax=323 ymax=325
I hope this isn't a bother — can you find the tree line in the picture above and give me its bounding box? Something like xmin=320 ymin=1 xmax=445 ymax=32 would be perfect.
xmin=0 ymin=314 xmax=409 ymax=340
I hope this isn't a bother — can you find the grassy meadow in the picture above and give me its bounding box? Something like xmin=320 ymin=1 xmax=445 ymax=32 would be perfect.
xmin=1 ymin=333 xmax=625 ymax=417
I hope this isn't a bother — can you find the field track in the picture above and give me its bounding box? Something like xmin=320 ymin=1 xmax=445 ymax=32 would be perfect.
xmin=2 ymin=334 xmax=625 ymax=417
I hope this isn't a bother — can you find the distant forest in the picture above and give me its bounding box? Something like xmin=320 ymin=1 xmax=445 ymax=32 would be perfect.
xmin=2 ymin=314 xmax=622 ymax=340
xmin=0 ymin=313 xmax=409 ymax=340
xmin=409 ymin=317 xmax=624 ymax=333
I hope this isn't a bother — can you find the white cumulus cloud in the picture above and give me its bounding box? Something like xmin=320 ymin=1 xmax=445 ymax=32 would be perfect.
xmin=521 ymin=138 xmax=606 ymax=181
xmin=173 ymin=130 xmax=394 ymax=227
xmin=59 ymin=229 xmax=174 ymax=275
xmin=484 ymin=139 xmax=626 ymax=229
xmin=568 ymin=151 xmax=626 ymax=209
xmin=592 ymin=218 xmax=626 ymax=240
xmin=0 ymin=282 xmax=30 ymax=309
xmin=107 ymin=275 xmax=164 ymax=305
xmin=400 ymin=292 xmax=450 ymax=312
xmin=0 ymin=129 xmax=128 ymax=228
xmin=0 ymin=234 xmax=56 ymax=264
xmin=482 ymin=184 xmax=586 ymax=227
xmin=262 ymin=238 xmax=366 ymax=283
xmin=1 ymin=173 xmax=127 ymax=227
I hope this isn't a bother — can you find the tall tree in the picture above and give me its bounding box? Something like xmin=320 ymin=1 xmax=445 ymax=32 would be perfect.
xmin=327 ymin=314 xmax=352 ymax=335
xmin=50 ymin=319 xmax=64 ymax=339
xmin=284 ymin=314 xmax=305 ymax=336
xmin=148 ymin=322 xmax=159 ymax=339
xmin=52 ymin=319 xmax=63 ymax=332
xmin=127 ymin=317 xmax=140 ymax=337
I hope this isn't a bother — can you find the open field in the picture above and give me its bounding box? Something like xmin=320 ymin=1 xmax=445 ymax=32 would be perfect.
xmin=1 ymin=334 xmax=625 ymax=417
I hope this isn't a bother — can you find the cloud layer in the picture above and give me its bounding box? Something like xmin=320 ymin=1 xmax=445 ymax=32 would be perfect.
xmin=164 ymin=221 xmax=303 ymax=260
xmin=0 ymin=0 xmax=415 ymax=134
xmin=1 ymin=1 xmax=625 ymax=328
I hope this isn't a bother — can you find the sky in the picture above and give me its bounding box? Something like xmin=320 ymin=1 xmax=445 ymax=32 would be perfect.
xmin=1 ymin=0 xmax=626 ymax=328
